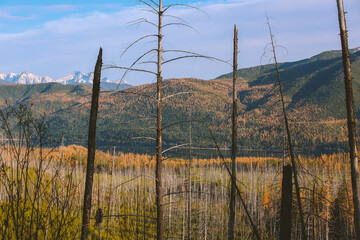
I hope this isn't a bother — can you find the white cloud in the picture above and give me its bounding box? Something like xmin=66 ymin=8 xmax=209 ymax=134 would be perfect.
xmin=0 ymin=10 xmax=35 ymax=20
xmin=0 ymin=0 xmax=359 ymax=84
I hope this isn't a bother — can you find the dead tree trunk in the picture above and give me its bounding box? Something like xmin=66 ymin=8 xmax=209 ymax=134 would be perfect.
xmin=228 ymin=24 xmax=238 ymax=240
xmin=280 ymin=164 xmax=292 ymax=240
xmin=80 ymin=47 xmax=102 ymax=240
xmin=187 ymin=103 xmax=192 ymax=240
xmin=208 ymin=129 xmax=261 ymax=239
xmin=156 ymin=1 xmax=164 ymax=239
xmin=336 ymin=1 xmax=360 ymax=239
xmin=266 ymin=16 xmax=307 ymax=240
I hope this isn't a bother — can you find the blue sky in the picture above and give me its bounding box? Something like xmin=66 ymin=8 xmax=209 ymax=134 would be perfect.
xmin=0 ymin=0 xmax=359 ymax=85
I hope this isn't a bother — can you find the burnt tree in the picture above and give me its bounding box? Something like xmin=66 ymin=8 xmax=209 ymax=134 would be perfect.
xmin=81 ymin=47 xmax=103 ymax=240
xmin=336 ymin=1 xmax=360 ymax=239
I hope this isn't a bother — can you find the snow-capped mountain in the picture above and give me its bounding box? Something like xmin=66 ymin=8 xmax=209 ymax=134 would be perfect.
xmin=0 ymin=72 xmax=54 ymax=84
xmin=55 ymin=71 xmax=115 ymax=85
xmin=0 ymin=71 xmax=127 ymax=86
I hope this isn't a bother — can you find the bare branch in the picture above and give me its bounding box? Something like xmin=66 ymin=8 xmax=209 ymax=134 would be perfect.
xmin=163 ymin=54 xmax=229 ymax=66
xmin=123 ymin=136 xmax=157 ymax=142
xmin=129 ymin=18 xmax=158 ymax=28
xmin=120 ymin=34 xmax=158 ymax=57
xmin=114 ymin=89 xmax=156 ymax=100
xmin=138 ymin=60 xmax=158 ymax=65
xmin=146 ymin=0 xmax=159 ymax=7
xmin=119 ymin=48 xmax=158 ymax=83
xmin=163 ymin=14 xmax=187 ymax=24
xmin=260 ymin=43 xmax=273 ymax=63
xmin=112 ymin=175 xmax=142 ymax=190
xmin=104 ymin=65 xmax=157 ymax=75
xmin=139 ymin=8 xmax=158 ymax=15
xmin=164 ymin=50 xmax=230 ymax=65
xmin=163 ymin=4 xmax=207 ymax=16
xmin=162 ymin=23 xmax=198 ymax=33
xmin=162 ymin=143 xmax=189 ymax=154
xmin=138 ymin=0 xmax=158 ymax=13
xmin=162 ymin=91 xmax=195 ymax=100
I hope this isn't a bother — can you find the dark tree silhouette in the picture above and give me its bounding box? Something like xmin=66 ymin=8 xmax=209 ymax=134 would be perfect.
xmin=81 ymin=47 xmax=103 ymax=240
xmin=336 ymin=1 xmax=360 ymax=239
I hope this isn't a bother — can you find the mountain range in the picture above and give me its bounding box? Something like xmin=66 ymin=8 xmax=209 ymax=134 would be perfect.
xmin=0 ymin=47 xmax=359 ymax=156
xmin=0 ymin=71 xmax=132 ymax=90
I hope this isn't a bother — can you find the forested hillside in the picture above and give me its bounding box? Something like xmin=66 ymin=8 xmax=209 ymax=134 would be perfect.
xmin=0 ymin=48 xmax=359 ymax=155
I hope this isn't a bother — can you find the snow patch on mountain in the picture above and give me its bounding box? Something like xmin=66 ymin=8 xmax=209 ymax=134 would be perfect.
xmin=0 ymin=72 xmax=54 ymax=84
xmin=0 ymin=71 xmax=129 ymax=86
xmin=55 ymin=71 xmax=93 ymax=84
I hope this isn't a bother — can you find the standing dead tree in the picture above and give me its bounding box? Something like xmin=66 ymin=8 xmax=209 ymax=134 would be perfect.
xmin=265 ymin=15 xmax=307 ymax=240
xmin=280 ymin=164 xmax=292 ymax=240
xmin=207 ymin=125 xmax=261 ymax=240
xmin=228 ymin=24 xmax=238 ymax=240
xmin=81 ymin=47 xmax=103 ymax=240
xmin=155 ymin=3 xmax=164 ymax=238
xmin=336 ymin=1 xmax=360 ymax=239
xmin=105 ymin=1 xmax=224 ymax=239
xmin=187 ymin=102 xmax=192 ymax=240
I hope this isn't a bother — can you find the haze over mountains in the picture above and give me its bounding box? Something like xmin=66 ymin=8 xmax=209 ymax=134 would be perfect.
xmin=0 ymin=47 xmax=359 ymax=155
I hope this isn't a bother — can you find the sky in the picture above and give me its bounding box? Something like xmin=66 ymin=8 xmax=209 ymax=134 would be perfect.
xmin=0 ymin=0 xmax=359 ymax=85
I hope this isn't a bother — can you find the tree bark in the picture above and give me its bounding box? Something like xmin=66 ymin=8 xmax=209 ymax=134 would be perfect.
xmin=228 ymin=24 xmax=238 ymax=240
xmin=81 ymin=47 xmax=102 ymax=240
xmin=280 ymin=164 xmax=292 ymax=240
xmin=336 ymin=1 xmax=360 ymax=239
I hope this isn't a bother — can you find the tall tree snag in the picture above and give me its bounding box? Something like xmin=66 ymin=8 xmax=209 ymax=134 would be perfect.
xmin=155 ymin=1 xmax=164 ymax=239
xmin=187 ymin=103 xmax=192 ymax=240
xmin=228 ymin=24 xmax=238 ymax=240
xmin=107 ymin=2 xmax=225 ymax=238
xmin=207 ymin=126 xmax=261 ymax=239
xmin=265 ymin=16 xmax=307 ymax=240
xmin=336 ymin=1 xmax=360 ymax=239
xmin=81 ymin=47 xmax=103 ymax=240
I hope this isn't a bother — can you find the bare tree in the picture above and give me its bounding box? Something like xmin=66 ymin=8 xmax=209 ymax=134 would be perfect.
xmin=105 ymin=1 xmax=224 ymax=239
xmin=81 ymin=47 xmax=103 ymax=240
xmin=265 ymin=15 xmax=307 ymax=240
xmin=187 ymin=101 xmax=192 ymax=240
xmin=155 ymin=2 xmax=164 ymax=239
xmin=228 ymin=24 xmax=238 ymax=240
xmin=336 ymin=1 xmax=360 ymax=239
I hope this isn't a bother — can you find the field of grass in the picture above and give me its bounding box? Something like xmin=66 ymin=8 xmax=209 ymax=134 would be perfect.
xmin=0 ymin=144 xmax=355 ymax=239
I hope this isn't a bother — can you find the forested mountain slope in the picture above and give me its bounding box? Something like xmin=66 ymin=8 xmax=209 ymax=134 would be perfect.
xmin=0 ymin=48 xmax=359 ymax=155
